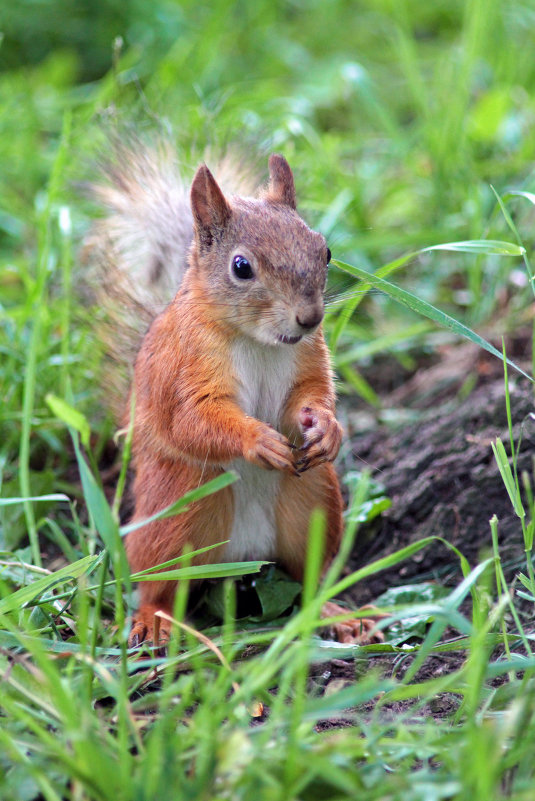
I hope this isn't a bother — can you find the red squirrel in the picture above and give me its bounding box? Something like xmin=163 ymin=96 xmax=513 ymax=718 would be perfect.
xmin=92 ymin=145 xmax=382 ymax=646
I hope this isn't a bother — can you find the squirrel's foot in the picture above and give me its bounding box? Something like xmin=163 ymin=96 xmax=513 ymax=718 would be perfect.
xmin=128 ymin=604 xmax=172 ymax=650
xmin=321 ymin=600 xmax=386 ymax=645
xmin=295 ymin=407 xmax=342 ymax=472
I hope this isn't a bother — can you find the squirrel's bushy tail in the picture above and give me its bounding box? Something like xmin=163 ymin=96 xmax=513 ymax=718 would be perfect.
xmin=85 ymin=139 xmax=259 ymax=412
xmin=88 ymin=142 xmax=193 ymax=317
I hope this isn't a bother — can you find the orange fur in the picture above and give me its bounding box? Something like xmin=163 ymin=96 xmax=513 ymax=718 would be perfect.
xmin=126 ymin=280 xmax=343 ymax=638
xmin=99 ymin=151 xmax=373 ymax=646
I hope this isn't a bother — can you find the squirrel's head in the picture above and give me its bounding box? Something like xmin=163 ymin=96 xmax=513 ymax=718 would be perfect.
xmin=188 ymin=154 xmax=330 ymax=347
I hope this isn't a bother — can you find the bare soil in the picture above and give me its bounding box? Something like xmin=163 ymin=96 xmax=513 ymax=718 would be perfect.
xmin=342 ymin=336 xmax=534 ymax=607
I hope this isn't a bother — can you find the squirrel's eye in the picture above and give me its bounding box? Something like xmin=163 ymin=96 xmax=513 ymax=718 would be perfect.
xmin=326 ymin=248 xmax=332 ymax=265
xmin=232 ymin=255 xmax=254 ymax=280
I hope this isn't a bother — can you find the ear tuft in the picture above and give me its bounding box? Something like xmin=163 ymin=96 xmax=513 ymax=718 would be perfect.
xmin=267 ymin=154 xmax=296 ymax=209
xmin=190 ymin=164 xmax=231 ymax=246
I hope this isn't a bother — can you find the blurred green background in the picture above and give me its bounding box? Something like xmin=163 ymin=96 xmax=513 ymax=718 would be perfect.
xmin=3 ymin=0 xmax=535 ymax=286
xmin=4 ymin=0 xmax=535 ymax=264
xmin=1 ymin=0 xmax=535 ymax=494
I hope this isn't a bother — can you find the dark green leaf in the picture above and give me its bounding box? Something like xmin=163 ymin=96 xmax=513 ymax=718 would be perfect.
xmin=375 ymin=582 xmax=450 ymax=645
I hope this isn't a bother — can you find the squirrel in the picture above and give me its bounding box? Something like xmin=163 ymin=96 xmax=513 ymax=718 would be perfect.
xmin=90 ymin=142 xmax=383 ymax=646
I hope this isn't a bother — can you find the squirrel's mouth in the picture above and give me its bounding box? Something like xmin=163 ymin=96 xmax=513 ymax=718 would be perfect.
xmin=278 ymin=334 xmax=302 ymax=345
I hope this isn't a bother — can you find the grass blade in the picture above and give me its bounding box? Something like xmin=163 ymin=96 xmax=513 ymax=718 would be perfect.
xmin=45 ymin=394 xmax=91 ymax=450
xmin=333 ymin=257 xmax=532 ymax=382
xmin=119 ymin=471 xmax=239 ymax=535
xmin=0 ymin=494 xmax=69 ymax=506
xmin=131 ymin=561 xmax=268 ymax=582
xmin=491 ymin=438 xmax=526 ymax=519
xmin=0 ymin=554 xmax=100 ymax=614
xmin=422 ymin=239 xmax=525 ymax=256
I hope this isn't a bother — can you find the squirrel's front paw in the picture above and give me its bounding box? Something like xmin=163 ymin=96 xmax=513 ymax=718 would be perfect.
xmin=244 ymin=423 xmax=298 ymax=475
xmin=295 ymin=407 xmax=342 ymax=472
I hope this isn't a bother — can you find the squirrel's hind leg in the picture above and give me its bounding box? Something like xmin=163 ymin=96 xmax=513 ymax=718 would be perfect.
xmin=126 ymin=520 xmax=181 ymax=649
xmin=320 ymin=600 xmax=386 ymax=644
xmin=275 ymin=462 xmax=343 ymax=582
xmin=126 ymin=483 xmax=234 ymax=649
xmin=275 ymin=465 xmax=385 ymax=644
xmin=128 ymin=601 xmax=174 ymax=649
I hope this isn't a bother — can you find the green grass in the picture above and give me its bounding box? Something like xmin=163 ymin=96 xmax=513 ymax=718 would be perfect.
xmin=2 ymin=0 xmax=535 ymax=798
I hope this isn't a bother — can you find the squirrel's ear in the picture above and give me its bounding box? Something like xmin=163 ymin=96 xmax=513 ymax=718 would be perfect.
xmin=190 ymin=164 xmax=231 ymax=246
xmin=267 ymin=154 xmax=296 ymax=209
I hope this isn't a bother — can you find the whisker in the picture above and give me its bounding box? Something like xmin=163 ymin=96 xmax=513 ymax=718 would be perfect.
xmin=347 ymin=454 xmax=384 ymax=475
xmin=325 ymin=290 xmax=382 ymax=307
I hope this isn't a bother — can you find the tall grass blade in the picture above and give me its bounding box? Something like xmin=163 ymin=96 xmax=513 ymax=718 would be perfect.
xmin=0 ymin=494 xmax=69 ymax=506
xmin=491 ymin=438 xmax=526 ymax=519
xmin=120 ymin=471 xmax=238 ymax=535
xmin=334 ymin=256 xmax=532 ymax=382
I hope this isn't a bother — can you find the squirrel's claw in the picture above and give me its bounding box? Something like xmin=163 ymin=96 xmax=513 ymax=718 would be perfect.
xmin=299 ymin=430 xmax=323 ymax=452
xmin=321 ymin=601 xmax=387 ymax=645
xmin=128 ymin=621 xmax=147 ymax=649
xmin=257 ymin=451 xmax=300 ymax=476
xmin=128 ymin=606 xmax=172 ymax=650
xmin=246 ymin=424 xmax=298 ymax=474
xmin=296 ymin=407 xmax=342 ymax=471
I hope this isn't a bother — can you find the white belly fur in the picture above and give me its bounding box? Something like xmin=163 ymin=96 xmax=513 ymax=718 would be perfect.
xmin=225 ymin=338 xmax=297 ymax=562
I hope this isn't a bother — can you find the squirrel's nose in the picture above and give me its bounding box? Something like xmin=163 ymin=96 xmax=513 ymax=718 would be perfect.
xmin=296 ymin=307 xmax=324 ymax=330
